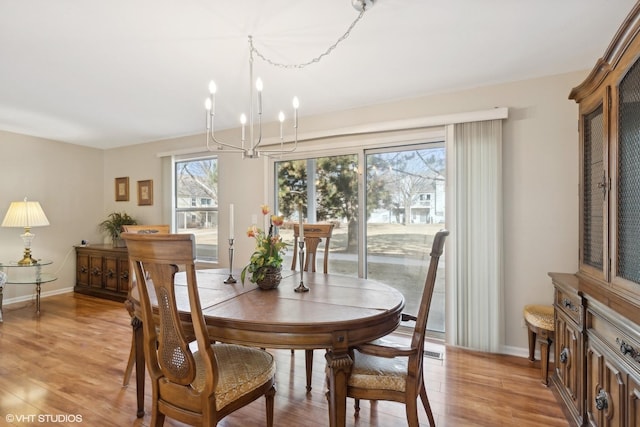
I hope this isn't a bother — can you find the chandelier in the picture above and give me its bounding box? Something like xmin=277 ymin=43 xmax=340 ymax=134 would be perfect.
xmin=204 ymin=0 xmax=375 ymax=159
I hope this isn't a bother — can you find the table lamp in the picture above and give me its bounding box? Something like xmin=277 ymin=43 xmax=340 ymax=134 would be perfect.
xmin=1 ymin=197 xmax=50 ymax=264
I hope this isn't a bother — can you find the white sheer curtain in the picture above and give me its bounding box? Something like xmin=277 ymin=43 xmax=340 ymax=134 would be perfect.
xmin=445 ymin=120 xmax=503 ymax=352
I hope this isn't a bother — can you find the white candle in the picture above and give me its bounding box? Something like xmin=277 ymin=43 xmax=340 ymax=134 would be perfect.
xmin=278 ymin=111 xmax=285 ymax=140
xmin=229 ymin=204 xmax=234 ymax=239
xmin=299 ymin=204 xmax=304 ymax=241
xmin=240 ymin=114 xmax=247 ymax=142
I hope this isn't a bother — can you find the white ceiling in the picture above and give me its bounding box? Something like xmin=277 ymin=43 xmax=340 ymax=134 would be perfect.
xmin=0 ymin=0 xmax=636 ymax=149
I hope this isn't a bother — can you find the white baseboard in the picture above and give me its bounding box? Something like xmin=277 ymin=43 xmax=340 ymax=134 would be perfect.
xmin=2 ymin=286 xmax=74 ymax=306
xmin=501 ymin=344 xmax=555 ymax=363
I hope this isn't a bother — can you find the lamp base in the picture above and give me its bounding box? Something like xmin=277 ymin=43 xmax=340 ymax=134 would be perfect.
xmin=17 ymin=248 xmax=38 ymax=265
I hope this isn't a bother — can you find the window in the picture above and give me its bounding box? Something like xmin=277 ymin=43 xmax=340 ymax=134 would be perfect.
xmin=175 ymin=157 xmax=218 ymax=262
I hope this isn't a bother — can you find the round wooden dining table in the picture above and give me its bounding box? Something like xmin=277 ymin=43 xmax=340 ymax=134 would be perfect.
xmin=126 ymin=268 xmax=405 ymax=427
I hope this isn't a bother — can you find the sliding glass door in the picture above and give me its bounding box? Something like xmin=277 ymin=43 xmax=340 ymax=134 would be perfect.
xmin=273 ymin=142 xmax=445 ymax=333
xmin=365 ymin=145 xmax=446 ymax=333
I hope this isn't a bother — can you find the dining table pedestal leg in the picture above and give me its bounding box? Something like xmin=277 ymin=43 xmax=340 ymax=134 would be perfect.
xmin=324 ymin=349 xmax=353 ymax=427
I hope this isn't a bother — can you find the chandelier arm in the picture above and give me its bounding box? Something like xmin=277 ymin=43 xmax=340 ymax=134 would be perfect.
xmin=250 ymin=114 xmax=264 ymax=153
xmin=206 ymin=128 xmax=246 ymax=153
xmin=259 ymin=129 xmax=298 ymax=154
xmin=250 ymin=8 xmax=366 ymax=69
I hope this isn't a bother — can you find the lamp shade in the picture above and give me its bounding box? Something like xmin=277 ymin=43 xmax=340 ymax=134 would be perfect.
xmin=1 ymin=198 xmax=50 ymax=228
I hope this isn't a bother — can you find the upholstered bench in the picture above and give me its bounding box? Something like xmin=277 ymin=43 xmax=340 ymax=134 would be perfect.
xmin=523 ymin=304 xmax=555 ymax=386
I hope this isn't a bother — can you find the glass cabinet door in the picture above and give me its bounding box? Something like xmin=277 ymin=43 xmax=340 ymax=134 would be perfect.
xmin=615 ymin=60 xmax=640 ymax=286
xmin=580 ymin=102 xmax=607 ymax=281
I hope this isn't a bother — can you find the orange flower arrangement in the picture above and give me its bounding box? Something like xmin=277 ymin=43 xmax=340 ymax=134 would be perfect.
xmin=241 ymin=205 xmax=287 ymax=284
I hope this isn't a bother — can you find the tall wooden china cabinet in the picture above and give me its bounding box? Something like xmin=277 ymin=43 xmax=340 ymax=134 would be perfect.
xmin=550 ymin=3 xmax=640 ymax=426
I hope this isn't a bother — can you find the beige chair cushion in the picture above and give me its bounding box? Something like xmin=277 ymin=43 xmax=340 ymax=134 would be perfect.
xmin=523 ymin=304 xmax=555 ymax=331
xmin=192 ymin=344 xmax=276 ymax=410
xmin=348 ymin=349 xmax=408 ymax=392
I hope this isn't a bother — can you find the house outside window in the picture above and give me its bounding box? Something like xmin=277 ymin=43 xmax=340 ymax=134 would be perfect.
xmin=175 ymin=157 xmax=218 ymax=262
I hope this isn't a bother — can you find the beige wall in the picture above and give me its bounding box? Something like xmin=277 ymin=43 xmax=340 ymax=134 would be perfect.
xmin=1 ymin=69 xmax=584 ymax=355
xmin=0 ymin=131 xmax=104 ymax=302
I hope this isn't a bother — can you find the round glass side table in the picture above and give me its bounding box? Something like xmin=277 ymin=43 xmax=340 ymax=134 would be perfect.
xmin=0 ymin=260 xmax=57 ymax=321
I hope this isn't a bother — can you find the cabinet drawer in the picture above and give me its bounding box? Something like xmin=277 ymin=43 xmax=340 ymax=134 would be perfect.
xmin=103 ymin=257 xmax=118 ymax=291
xmin=587 ymin=308 xmax=640 ymax=376
xmin=555 ymin=287 xmax=582 ymax=326
xmin=89 ymin=255 xmax=104 ymax=288
xmin=76 ymin=253 xmax=89 ymax=287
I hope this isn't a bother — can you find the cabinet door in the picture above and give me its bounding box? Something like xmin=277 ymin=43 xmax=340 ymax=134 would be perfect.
xmin=76 ymin=252 xmax=89 ymax=288
xmin=613 ymin=59 xmax=640 ymax=292
xmin=103 ymin=256 xmax=118 ymax=291
xmin=628 ymin=376 xmax=640 ymax=427
xmin=586 ymin=342 xmax=626 ymax=427
xmin=118 ymin=258 xmax=130 ymax=294
xmin=580 ymin=98 xmax=608 ymax=282
xmin=555 ymin=313 xmax=583 ymax=421
xmin=89 ymin=255 xmax=103 ymax=288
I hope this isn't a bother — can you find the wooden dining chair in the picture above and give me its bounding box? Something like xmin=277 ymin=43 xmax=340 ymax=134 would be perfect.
xmin=290 ymin=223 xmax=334 ymax=274
xmin=289 ymin=223 xmax=334 ymax=392
xmin=344 ymin=229 xmax=448 ymax=427
xmin=122 ymin=224 xmax=171 ymax=387
xmin=123 ymin=232 xmax=276 ymax=426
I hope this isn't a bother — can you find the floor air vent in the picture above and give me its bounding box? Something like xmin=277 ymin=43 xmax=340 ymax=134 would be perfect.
xmin=423 ymin=350 xmax=443 ymax=360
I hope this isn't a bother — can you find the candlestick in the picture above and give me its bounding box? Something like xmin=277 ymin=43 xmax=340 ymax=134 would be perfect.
xmin=224 ymin=238 xmax=237 ymax=284
xmin=294 ymin=240 xmax=309 ymax=293
xmin=298 ymin=204 xmax=304 ymax=241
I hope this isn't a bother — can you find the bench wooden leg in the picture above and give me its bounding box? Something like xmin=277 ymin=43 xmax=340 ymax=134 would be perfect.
xmin=527 ymin=326 xmax=536 ymax=361
xmin=537 ymin=329 xmax=552 ymax=386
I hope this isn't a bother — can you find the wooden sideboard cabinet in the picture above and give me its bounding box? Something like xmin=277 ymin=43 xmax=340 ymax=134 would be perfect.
xmin=551 ymin=3 xmax=640 ymax=426
xmin=75 ymin=244 xmax=129 ymax=302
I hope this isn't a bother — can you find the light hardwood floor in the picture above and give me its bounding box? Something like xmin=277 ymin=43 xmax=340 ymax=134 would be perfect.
xmin=0 ymin=293 xmax=569 ymax=426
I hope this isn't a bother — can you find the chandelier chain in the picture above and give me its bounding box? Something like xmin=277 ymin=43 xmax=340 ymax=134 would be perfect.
xmin=250 ymin=8 xmax=366 ymax=69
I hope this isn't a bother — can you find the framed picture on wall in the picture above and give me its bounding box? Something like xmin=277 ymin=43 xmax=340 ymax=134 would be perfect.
xmin=115 ymin=177 xmax=129 ymax=201
xmin=137 ymin=179 xmax=153 ymax=206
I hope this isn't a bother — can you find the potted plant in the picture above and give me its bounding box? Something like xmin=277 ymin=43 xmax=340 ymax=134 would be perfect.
xmin=241 ymin=205 xmax=287 ymax=289
xmin=99 ymin=212 xmax=137 ymax=247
